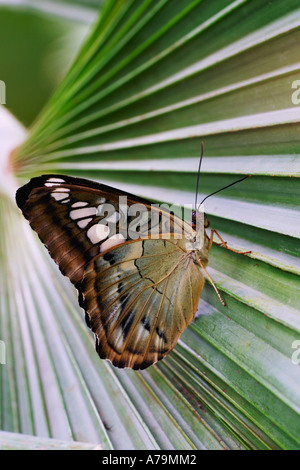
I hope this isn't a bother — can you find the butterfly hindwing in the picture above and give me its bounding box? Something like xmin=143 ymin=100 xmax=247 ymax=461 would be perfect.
xmin=81 ymin=238 xmax=204 ymax=369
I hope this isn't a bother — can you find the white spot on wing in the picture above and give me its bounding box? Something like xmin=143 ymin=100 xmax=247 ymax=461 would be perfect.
xmin=46 ymin=182 xmax=70 ymax=188
xmin=70 ymin=207 xmax=96 ymax=220
xmin=113 ymin=327 xmax=124 ymax=350
xmin=87 ymin=224 xmax=110 ymax=244
xmin=135 ymin=324 xmax=150 ymax=343
xmin=48 ymin=178 xmax=65 ymax=183
xmin=51 ymin=192 xmax=69 ymax=201
xmin=100 ymin=233 xmax=126 ymax=252
xmin=77 ymin=218 xmax=92 ymax=228
xmin=72 ymin=201 xmax=88 ymax=208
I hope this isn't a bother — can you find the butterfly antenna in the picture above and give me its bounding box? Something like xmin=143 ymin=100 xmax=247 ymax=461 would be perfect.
xmin=198 ymin=174 xmax=251 ymax=210
xmin=195 ymin=141 xmax=204 ymax=210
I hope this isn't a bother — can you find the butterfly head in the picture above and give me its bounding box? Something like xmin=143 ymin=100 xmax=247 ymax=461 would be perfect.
xmin=192 ymin=210 xmax=210 ymax=230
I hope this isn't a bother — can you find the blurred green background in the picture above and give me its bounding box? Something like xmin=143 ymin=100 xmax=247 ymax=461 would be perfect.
xmin=0 ymin=2 xmax=97 ymax=126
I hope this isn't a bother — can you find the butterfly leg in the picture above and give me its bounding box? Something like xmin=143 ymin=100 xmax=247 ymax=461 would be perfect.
xmin=198 ymin=259 xmax=226 ymax=307
xmin=209 ymin=229 xmax=251 ymax=255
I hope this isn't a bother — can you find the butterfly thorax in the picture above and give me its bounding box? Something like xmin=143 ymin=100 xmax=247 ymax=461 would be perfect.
xmin=179 ymin=210 xmax=210 ymax=267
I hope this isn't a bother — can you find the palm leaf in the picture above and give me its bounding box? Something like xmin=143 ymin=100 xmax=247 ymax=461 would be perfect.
xmin=1 ymin=0 xmax=300 ymax=450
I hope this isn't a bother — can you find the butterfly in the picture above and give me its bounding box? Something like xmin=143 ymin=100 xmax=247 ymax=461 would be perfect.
xmin=16 ymin=173 xmax=242 ymax=370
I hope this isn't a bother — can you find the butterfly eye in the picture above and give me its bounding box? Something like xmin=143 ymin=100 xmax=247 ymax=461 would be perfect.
xmin=192 ymin=210 xmax=197 ymax=229
xmin=204 ymin=215 xmax=210 ymax=228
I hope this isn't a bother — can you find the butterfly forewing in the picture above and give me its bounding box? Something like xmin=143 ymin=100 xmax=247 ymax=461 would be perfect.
xmin=16 ymin=174 xmax=203 ymax=369
xmin=16 ymin=175 xmax=194 ymax=284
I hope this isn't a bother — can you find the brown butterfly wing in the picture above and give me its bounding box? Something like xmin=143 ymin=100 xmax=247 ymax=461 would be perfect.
xmin=16 ymin=175 xmax=194 ymax=287
xmin=16 ymin=174 xmax=201 ymax=369
xmin=81 ymin=238 xmax=204 ymax=369
xmin=16 ymin=175 xmax=162 ymax=286
xmin=17 ymin=176 xmax=96 ymax=286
